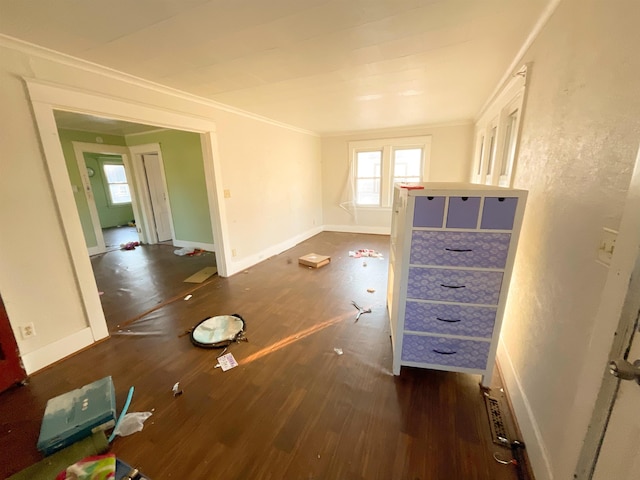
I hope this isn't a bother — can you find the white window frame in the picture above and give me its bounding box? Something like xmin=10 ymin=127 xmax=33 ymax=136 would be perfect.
xmin=472 ymin=65 xmax=528 ymax=187
xmin=349 ymin=135 xmax=431 ymax=208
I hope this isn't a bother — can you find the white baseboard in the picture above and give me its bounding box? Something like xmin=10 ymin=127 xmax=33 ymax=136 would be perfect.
xmin=87 ymin=245 xmax=102 ymax=256
xmin=323 ymin=224 xmax=390 ymax=235
xmin=498 ymin=339 xmax=554 ymax=480
xmin=21 ymin=327 xmax=96 ymax=375
xmin=226 ymin=226 xmax=323 ymax=275
xmin=172 ymin=239 xmax=216 ymax=252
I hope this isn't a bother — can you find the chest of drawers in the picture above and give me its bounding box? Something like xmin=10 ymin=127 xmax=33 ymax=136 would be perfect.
xmin=387 ymin=183 xmax=527 ymax=386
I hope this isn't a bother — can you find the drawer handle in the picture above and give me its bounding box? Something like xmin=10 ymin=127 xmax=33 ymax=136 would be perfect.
xmin=445 ymin=248 xmax=473 ymax=252
xmin=436 ymin=317 xmax=461 ymax=323
xmin=440 ymin=284 xmax=466 ymax=289
xmin=433 ymin=349 xmax=457 ymax=355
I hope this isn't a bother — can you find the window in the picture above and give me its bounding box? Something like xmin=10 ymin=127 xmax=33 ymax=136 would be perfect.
xmin=350 ymin=136 xmax=431 ymax=207
xmin=355 ymin=150 xmax=382 ymax=205
xmin=103 ymin=163 xmax=132 ymax=205
xmin=472 ymin=64 xmax=528 ymax=187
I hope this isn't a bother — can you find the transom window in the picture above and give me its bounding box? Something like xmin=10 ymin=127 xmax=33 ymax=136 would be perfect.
xmin=350 ymin=136 xmax=431 ymax=207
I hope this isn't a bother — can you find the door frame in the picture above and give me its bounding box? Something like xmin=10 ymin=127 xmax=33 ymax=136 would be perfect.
xmin=27 ymin=78 xmax=231 ymax=346
xmin=128 ymin=143 xmax=176 ymax=244
xmin=72 ymin=142 xmax=141 ymax=255
xmin=574 ymin=141 xmax=640 ymax=478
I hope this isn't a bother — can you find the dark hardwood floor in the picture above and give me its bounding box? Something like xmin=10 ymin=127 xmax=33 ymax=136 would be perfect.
xmin=0 ymin=232 xmax=524 ymax=480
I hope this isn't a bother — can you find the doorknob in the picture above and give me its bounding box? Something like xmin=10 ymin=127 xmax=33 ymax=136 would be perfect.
xmin=608 ymin=358 xmax=640 ymax=384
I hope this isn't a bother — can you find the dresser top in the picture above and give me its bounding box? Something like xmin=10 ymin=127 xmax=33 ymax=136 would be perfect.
xmin=396 ymin=182 xmax=527 ymax=196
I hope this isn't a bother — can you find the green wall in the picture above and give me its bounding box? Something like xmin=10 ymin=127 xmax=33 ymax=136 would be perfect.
xmin=58 ymin=129 xmax=128 ymax=248
xmin=126 ymin=130 xmax=213 ymax=244
xmin=83 ymin=153 xmax=134 ymax=228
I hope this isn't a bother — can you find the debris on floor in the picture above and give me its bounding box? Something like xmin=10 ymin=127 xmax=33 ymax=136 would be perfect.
xmin=215 ymin=352 xmax=238 ymax=371
xmin=333 ymin=348 xmax=343 ymax=356
xmin=349 ymin=249 xmax=383 ymax=258
xmin=183 ymin=266 xmax=218 ymax=283
xmin=190 ymin=314 xmax=247 ymax=348
xmin=172 ymin=382 xmax=183 ymax=397
xmin=112 ymin=412 xmax=153 ymax=437
xmin=174 ymin=247 xmax=195 ymax=256
xmin=120 ymin=241 xmax=140 ymax=251
xmin=298 ymin=253 xmax=331 ymax=268
xmin=184 ymin=294 xmax=193 ymax=301
xmin=351 ymin=300 xmax=372 ymax=322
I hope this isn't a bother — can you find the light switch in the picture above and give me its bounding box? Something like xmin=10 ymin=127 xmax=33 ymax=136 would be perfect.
xmin=597 ymin=227 xmax=618 ymax=266
xmin=224 ymin=189 xmax=231 ymax=198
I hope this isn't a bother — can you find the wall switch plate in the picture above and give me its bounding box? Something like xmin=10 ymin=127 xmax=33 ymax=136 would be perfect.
xmin=20 ymin=322 xmax=36 ymax=339
xmin=232 ymin=248 xmax=237 ymax=257
xmin=597 ymin=227 xmax=618 ymax=266
xmin=224 ymin=189 xmax=231 ymax=198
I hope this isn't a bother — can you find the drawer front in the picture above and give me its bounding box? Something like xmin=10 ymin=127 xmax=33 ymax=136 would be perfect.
xmin=446 ymin=196 xmax=481 ymax=229
xmin=481 ymin=197 xmax=518 ymax=230
xmin=404 ymin=302 xmax=496 ymax=338
xmin=407 ymin=268 xmax=503 ymax=304
xmin=410 ymin=231 xmax=511 ymax=269
xmin=401 ymin=335 xmax=490 ymax=369
xmin=413 ymin=196 xmax=445 ymax=227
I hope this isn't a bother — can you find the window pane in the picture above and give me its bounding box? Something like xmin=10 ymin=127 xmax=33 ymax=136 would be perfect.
xmin=393 ymin=148 xmax=422 ymax=184
xmin=486 ymin=126 xmax=497 ymax=175
xmin=103 ymin=164 xmax=128 ymax=183
xmin=356 ymin=151 xmax=382 ymax=177
xmin=109 ymin=184 xmax=131 ymax=204
xmin=356 ymin=151 xmax=381 ymax=205
xmin=356 ymin=178 xmax=380 ymax=205
xmin=500 ymin=111 xmax=518 ymax=176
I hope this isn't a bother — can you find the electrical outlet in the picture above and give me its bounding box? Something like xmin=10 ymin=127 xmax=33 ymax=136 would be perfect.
xmin=20 ymin=323 xmax=36 ymax=339
xmin=232 ymin=248 xmax=237 ymax=257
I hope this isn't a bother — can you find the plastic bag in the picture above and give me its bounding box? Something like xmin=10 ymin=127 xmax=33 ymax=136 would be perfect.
xmin=112 ymin=411 xmax=152 ymax=437
xmin=174 ymin=247 xmax=195 ymax=256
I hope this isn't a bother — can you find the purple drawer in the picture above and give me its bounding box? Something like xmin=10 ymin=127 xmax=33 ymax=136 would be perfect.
xmin=481 ymin=197 xmax=518 ymax=230
xmin=446 ymin=197 xmax=480 ymax=229
xmin=413 ymin=196 xmax=445 ymax=227
xmin=410 ymin=231 xmax=511 ymax=268
xmin=404 ymin=302 xmax=497 ymax=338
xmin=401 ymin=335 xmax=490 ymax=369
xmin=407 ymin=268 xmax=503 ymax=305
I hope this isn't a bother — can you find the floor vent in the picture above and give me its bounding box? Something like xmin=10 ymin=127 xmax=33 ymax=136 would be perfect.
xmin=484 ymin=393 xmax=510 ymax=446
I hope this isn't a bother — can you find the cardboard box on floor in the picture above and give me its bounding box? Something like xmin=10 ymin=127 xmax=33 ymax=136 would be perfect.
xmin=298 ymin=253 xmax=331 ymax=268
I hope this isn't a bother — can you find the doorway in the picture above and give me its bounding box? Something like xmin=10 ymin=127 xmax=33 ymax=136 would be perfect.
xmin=0 ymin=293 xmax=27 ymax=393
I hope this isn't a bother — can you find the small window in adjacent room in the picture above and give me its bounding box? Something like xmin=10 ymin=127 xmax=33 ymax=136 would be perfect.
xmin=471 ymin=65 xmax=528 ymax=187
xmin=349 ymin=136 xmax=431 ymax=208
xmin=103 ymin=163 xmax=132 ymax=205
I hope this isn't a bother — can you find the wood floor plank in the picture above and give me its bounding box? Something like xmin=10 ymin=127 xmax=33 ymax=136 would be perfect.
xmin=0 ymin=232 xmax=524 ymax=480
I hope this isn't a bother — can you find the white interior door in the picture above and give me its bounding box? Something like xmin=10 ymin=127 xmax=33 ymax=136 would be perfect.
xmin=142 ymin=153 xmax=173 ymax=242
xmin=592 ymin=326 xmax=640 ymax=480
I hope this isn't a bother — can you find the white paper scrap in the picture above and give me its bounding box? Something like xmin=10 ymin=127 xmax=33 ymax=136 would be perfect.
xmin=217 ymin=352 xmax=238 ymax=371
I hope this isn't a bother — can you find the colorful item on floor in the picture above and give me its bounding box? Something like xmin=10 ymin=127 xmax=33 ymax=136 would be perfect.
xmin=55 ymin=453 xmax=116 ymax=480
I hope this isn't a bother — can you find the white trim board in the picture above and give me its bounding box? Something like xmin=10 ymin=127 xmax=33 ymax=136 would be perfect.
xmin=173 ymin=240 xmax=216 ymax=252
xmin=21 ymin=327 xmax=95 ymax=375
xmin=498 ymin=339 xmax=554 ymax=480
xmin=227 ymin=226 xmax=323 ymax=275
xmin=323 ymin=225 xmax=391 ymax=235
xmin=0 ymin=34 xmax=317 ymax=137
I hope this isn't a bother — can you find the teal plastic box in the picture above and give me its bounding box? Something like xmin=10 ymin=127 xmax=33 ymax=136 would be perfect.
xmin=37 ymin=376 xmax=116 ymax=456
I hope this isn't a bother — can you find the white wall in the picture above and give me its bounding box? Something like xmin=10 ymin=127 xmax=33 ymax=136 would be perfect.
xmin=0 ymin=38 xmax=322 ymax=371
xmin=496 ymin=0 xmax=640 ymax=478
xmin=321 ymin=124 xmax=473 ymax=232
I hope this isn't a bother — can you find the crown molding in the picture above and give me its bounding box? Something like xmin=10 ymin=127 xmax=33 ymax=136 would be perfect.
xmin=0 ymin=34 xmax=319 ymax=137
xmin=322 ymin=120 xmax=473 ymax=138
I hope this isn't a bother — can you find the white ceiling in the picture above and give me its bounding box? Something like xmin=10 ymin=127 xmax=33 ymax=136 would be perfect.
xmin=0 ymin=0 xmax=553 ymax=134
